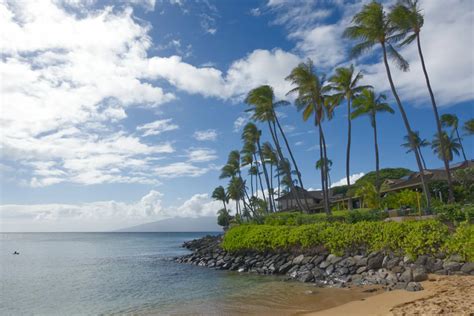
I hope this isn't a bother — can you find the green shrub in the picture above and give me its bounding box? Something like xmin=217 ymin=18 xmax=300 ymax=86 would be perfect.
xmin=433 ymin=204 xmax=474 ymax=224
xmin=262 ymin=209 xmax=387 ymax=226
xmin=222 ymin=220 xmax=460 ymax=259
xmin=444 ymin=222 xmax=474 ymax=261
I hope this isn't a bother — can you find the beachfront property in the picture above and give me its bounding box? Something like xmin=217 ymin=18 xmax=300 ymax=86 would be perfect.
xmin=276 ymin=160 xmax=474 ymax=213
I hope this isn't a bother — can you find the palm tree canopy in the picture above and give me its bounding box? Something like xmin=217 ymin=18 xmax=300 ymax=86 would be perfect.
xmin=220 ymin=150 xmax=240 ymax=179
xmin=343 ymin=1 xmax=409 ymax=71
xmin=401 ymin=130 xmax=430 ymax=153
xmin=389 ymin=0 xmax=424 ymax=46
xmin=245 ymin=85 xmax=289 ymax=122
xmin=242 ymin=122 xmax=260 ymax=144
xmin=440 ymin=113 xmax=459 ymax=130
xmin=212 ymin=186 xmax=228 ymax=203
xmin=463 ymin=119 xmax=474 ymax=136
xmin=262 ymin=142 xmax=278 ymax=164
xmin=316 ymin=158 xmax=333 ymax=171
xmin=329 ymin=64 xmax=370 ymax=102
xmin=351 ymin=88 xmax=394 ymax=127
xmin=227 ymin=176 xmax=246 ymax=201
xmin=286 ymin=59 xmax=333 ymax=123
xmin=431 ymin=131 xmax=461 ymax=162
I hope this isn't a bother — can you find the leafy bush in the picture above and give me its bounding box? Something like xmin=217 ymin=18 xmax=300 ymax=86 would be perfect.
xmin=444 ymin=222 xmax=474 ymax=261
xmin=262 ymin=209 xmax=387 ymax=226
xmin=433 ymin=204 xmax=474 ymax=224
xmin=222 ymin=220 xmax=459 ymax=259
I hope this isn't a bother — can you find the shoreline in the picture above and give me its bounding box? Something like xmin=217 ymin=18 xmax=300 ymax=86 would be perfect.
xmin=311 ymin=274 xmax=474 ymax=315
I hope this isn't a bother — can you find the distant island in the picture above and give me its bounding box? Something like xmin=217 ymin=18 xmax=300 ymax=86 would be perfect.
xmin=116 ymin=216 xmax=221 ymax=232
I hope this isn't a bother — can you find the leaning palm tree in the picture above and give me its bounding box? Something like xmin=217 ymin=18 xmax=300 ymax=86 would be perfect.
xmin=329 ymin=65 xmax=371 ymax=210
xmin=242 ymin=122 xmax=272 ymax=212
xmin=316 ymin=158 xmax=333 ymax=188
xmin=401 ymin=131 xmax=430 ymax=170
xmin=352 ymin=89 xmax=394 ymax=193
xmin=212 ymin=186 xmax=229 ymax=212
xmin=286 ymin=59 xmax=333 ymax=215
xmin=344 ymin=1 xmax=431 ymax=209
xmin=431 ymin=131 xmax=462 ymax=163
xmin=389 ymin=0 xmax=455 ymax=202
xmin=463 ymin=119 xmax=474 ymax=136
xmin=262 ymin=141 xmax=279 ymax=210
xmin=245 ymin=86 xmax=306 ymax=212
xmin=441 ymin=114 xmax=468 ymax=162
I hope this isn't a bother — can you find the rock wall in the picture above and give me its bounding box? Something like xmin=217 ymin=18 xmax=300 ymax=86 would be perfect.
xmin=175 ymin=235 xmax=474 ymax=292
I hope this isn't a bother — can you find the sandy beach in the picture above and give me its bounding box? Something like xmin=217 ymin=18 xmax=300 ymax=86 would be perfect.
xmin=312 ymin=275 xmax=474 ymax=316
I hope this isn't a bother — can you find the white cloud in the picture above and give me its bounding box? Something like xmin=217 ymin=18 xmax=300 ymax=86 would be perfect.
xmin=137 ymin=119 xmax=179 ymax=136
xmin=153 ymin=162 xmax=215 ymax=178
xmin=360 ymin=0 xmax=474 ymax=107
xmin=0 ymin=190 xmax=221 ymax=232
xmin=331 ymin=172 xmax=365 ymax=188
xmin=233 ymin=113 xmax=251 ymax=133
xmin=193 ymin=129 xmax=218 ymax=141
xmin=186 ymin=148 xmax=218 ymax=163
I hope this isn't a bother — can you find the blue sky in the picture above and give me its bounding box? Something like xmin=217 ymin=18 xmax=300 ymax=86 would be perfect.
xmin=1 ymin=0 xmax=472 ymax=231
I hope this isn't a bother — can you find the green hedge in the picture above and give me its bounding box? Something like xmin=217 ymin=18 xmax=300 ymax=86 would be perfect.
xmin=262 ymin=209 xmax=387 ymax=226
xmin=222 ymin=220 xmax=473 ymax=261
xmin=433 ymin=204 xmax=474 ymax=224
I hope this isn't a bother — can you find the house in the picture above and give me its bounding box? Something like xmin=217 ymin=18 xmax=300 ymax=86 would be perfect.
xmin=275 ymin=160 xmax=473 ymax=212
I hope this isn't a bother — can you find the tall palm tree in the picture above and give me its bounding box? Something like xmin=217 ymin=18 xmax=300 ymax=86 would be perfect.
xmin=245 ymin=86 xmax=306 ymax=212
xmin=352 ymin=89 xmax=394 ymax=193
xmin=242 ymin=123 xmax=272 ymax=212
xmin=401 ymin=131 xmax=430 ymax=170
xmin=389 ymin=0 xmax=455 ymax=203
xmin=227 ymin=176 xmax=245 ymax=218
xmin=463 ymin=119 xmax=474 ymax=136
xmin=441 ymin=114 xmax=468 ymax=162
xmin=344 ymin=1 xmax=431 ymax=210
xmin=212 ymin=186 xmax=229 ymax=212
xmin=316 ymin=158 xmax=333 ymax=188
xmin=431 ymin=131 xmax=462 ymax=163
xmin=220 ymin=150 xmax=252 ymax=214
xmin=286 ymin=59 xmax=333 ymax=215
xmin=329 ymin=64 xmax=371 ymax=210
xmin=262 ymin=142 xmax=278 ymax=210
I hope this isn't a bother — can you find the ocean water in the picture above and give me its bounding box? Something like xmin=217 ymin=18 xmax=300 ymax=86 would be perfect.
xmin=0 ymin=232 xmax=374 ymax=315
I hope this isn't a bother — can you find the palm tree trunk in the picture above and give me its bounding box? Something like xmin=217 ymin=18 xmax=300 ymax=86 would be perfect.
xmin=256 ymin=142 xmax=272 ymax=212
xmin=250 ymin=163 xmax=254 ymax=198
xmin=222 ymin=201 xmax=227 ymax=212
xmin=317 ymin=118 xmax=331 ymax=215
xmin=274 ymin=111 xmax=305 ymax=190
xmin=416 ymin=33 xmax=455 ymax=203
xmin=455 ymin=128 xmax=468 ymax=162
xmin=373 ymin=112 xmax=381 ymax=202
xmin=318 ymin=127 xmax=327 ymax=213
xmin=273 ymin=119 xmax=310 ymax=212
xmin=346 ymin=97 xmax=353 ymax=210
xmin=267 ymin=121 xmax=305 ymax=212
xmin=381 ymin=42 xmax=431 ymax=212
xmin=419 ymin=148 xmax=427 ymax=170
xmin=321 ymin=127 xmax=331 ymax=214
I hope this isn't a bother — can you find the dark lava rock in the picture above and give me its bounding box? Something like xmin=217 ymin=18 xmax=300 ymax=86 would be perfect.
xmin=461 ymin=262 xmax=474 ymax=274
xmin=406 ymin=282 xmax=423 ymax=292
xmin=443 ymin=261 xmax=462 ymax=272
xmin=367 ymin=252 xmax=384 ymax=270
xmin=412 ymin=267 xmax=428 ymax=282
xmin=400 ymin=268 xmax=413 ymax=283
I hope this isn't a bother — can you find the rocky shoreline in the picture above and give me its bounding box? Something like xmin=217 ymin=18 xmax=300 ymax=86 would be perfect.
xmin=175 ymin=235 xmax=474 ymax=292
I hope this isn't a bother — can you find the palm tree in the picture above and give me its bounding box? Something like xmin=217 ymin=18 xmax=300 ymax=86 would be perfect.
xmin=212 ymin=186 xmax=228 ymax=212
xmin=344 ymin=1 xmax=431 ymax=210
xmin=316 ymin=158 xmax=333 ymax=188
xmin=389 ymin=0 xmax=455 ymax=203
xmin=245 ymin=86 xmax=306 ymax=212
xmin=286 ymin=59 xmax=333 ymax=215
xmin=227 ymin=176 xmax=245 ymax=218
xmin=464 ymin=119 xmax=474 ymax=136
xmin=401 ymin=131 xmax=430 ymax=170
xmin=352 ymin=89 xmax=394 ymax=193
xmin=441 ymin=114 xmax=468 ymax=161
xmin=431 ymin=131 xmax=462 ymax=162
xmin=262 ymin=142 xmax=279 ymax=210
xmin=329 ymin=64 xmax=371 ymax=210
xmin=242 ymin=122 xmax=272 ymax=212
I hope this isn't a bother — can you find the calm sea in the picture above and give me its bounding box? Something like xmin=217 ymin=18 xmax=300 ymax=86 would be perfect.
xmin=0 ymin=232 xmax=345 ymax=315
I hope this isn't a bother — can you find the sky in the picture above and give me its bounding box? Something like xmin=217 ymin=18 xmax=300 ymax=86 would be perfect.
xmin=0 ymin=0 xmax=473 ymax=232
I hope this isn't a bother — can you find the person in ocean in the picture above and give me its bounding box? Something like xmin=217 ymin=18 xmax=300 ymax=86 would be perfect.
xmin=13 ymin=251 xmax=19 ymax=255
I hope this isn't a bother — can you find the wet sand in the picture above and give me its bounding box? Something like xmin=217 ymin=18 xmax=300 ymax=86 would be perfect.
xmin=311 ymin=275 xmax=474 ymax=316
xmin=164 ymin=279 xmax=384 ymax=315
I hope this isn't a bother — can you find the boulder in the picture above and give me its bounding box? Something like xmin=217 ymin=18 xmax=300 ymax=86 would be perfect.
xmin=443 ymin=261 xmax=462 ymax=272
xmin=400 ymin=268 xmax=413 ymax=283
xmin=320 ymin=260 xmax=331 ymax=269
xmin=355 ymin=256 xmax=368 ymax=267
xmin=298 ymin=271 xmax=314 ymax=283
xmin=461 ymin=262 xmax=474 ymax=274
xmin=367 ymin=252 xmax=384 ymax=270
xmin=406 ymin=282 xmax=423 ymax=292
xmin=326 ymin=254 xmax=343 ymax=265
xmin=311 ymin=255 xmax=326 ymax=266
xmin=292 ymin=255 xmax=305 ymax=265
xmin=356 ymin=266 xmax=367 ymax=274
xmin=278 ymin=261 xmax=293 ymax=274
xmin=325 ymin=264 xmax=335 ymax=275
xmin=412 ymin=267 xmax=428 ymax=282
xmin=385 ymin=258 xmax=400 ymax=269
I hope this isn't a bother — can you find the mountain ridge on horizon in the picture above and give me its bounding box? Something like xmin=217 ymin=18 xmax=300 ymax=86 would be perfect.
xmin=115 ymin=216 xmax=222 ymax=232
